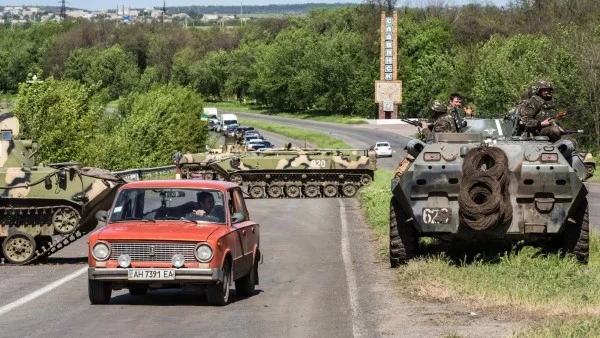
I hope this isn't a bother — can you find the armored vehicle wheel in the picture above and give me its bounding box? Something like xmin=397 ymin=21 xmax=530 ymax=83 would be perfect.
xmin=249 ymin=186 xmax=264 ymax=199
xmin=389 ymin=197 xmax=419 ymax=267
xmin=88 ymin=279 xmax=112 ymax=304
xmin=323 ymin=184 xmax=338 ymax=197
xmin=52 ymin=207 xmax=80 ymax=234
xmin=204 ymin=173 xmax=214 ymax=180
xmin=207 ymin=261 xmax=231 ymax=306
xmin=285 ymin=185 xmax=301 ymax=198
xmin=561 ymin=198 xmax=589 ymax=264
xmin=360 ymin=175 xmax=373 ymax=185
xmin=216 ymin=174 xmax=226 ymax=181
xmin=2 ymin=232 xmax=36 ymax=264
xmin=267 ymin=185 xmax=283 ymax=198
xmin=304 ymin=185 xmax=319 ymax=198
xmin=230 ymin=174 xmax=243 ymax=185
xmin=342 ymin=184 xmax=358 ymax=197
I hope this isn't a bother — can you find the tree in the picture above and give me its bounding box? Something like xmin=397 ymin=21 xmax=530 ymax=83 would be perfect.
xmin=113 ymin=85 xmax=207 ymax=169
xmin=13 ymin=76 xmax=105 ymax=165
xmin=64 ymin=45 xmax=139 ymax=100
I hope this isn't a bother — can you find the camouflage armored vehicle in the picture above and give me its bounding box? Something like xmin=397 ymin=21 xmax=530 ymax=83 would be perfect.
xmin=390 ymin=117 xmax=589 ymax=266
xmin=175 ymin=147 xmax=376 ymax=198
xmin=0 ymin=113 xmax=126 ymax=264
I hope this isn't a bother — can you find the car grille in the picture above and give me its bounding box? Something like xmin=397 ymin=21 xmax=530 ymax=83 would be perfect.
xmin=109 ymin=242 xmax=196 ymax=262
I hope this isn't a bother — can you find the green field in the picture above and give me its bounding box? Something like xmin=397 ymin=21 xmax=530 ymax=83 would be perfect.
xmin=213 ymin=102 xmax=367 ymax=124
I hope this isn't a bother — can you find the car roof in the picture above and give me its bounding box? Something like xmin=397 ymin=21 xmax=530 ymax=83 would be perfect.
xmin=376 ymin=142 xmax=390 ymax=145
xmin=120 ymin=180 xmax=238 ymax=191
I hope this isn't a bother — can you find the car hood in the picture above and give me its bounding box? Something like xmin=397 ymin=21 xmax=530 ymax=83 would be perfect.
xmin=97 ymin=222 xmax=224 ymax=241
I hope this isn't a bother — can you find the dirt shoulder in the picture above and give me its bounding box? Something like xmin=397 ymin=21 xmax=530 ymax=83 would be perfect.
xmin=346 ymin=198 xmax=531 ymax=337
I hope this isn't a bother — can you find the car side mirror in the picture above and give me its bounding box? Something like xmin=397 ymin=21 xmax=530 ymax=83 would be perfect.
xmin=95 ymin=210 xmax=108 ymax=222
xmin=231 ymin=212 xmax=246 ymax=223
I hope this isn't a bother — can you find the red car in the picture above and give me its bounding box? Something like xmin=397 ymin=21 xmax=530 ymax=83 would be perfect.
xmin=87 ymin=180 xmax=261 ymax=306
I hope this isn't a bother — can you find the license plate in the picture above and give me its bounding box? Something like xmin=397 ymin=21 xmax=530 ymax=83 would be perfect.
xmin=127 ymin=269 xmax=175 ymax=280
xmin=422 ymin=207 xmax=451 ymax=224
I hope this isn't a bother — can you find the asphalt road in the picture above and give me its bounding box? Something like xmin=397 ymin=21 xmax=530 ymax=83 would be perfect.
xmin=0 ymin=113 xmax=593 ymax=337
xmin=0 ymin=198 xmax=520 ymax=337
xmin=231 ymin=111 xmax=600 ymax=230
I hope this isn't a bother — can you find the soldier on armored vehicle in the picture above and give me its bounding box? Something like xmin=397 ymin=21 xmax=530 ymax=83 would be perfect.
xmin=395 ymin=100 xmax=457 ymax=178
xmin=389 ymin=94 xmax=590 ymax=267
xmin=514 ymin=80 xmax=595 ymax=178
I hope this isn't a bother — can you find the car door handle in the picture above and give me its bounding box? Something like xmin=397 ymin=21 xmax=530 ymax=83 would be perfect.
xmin=251 ymin=227 xmax=255 ymax=233
xmin=242 ymin=230 xmax=246 ymax=236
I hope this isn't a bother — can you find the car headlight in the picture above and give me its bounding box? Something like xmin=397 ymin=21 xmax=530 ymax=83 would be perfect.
xmin=195 ymin=244 xmax=213 ymax=262
xmin=92 ymin=241 xmax=111 ymax=261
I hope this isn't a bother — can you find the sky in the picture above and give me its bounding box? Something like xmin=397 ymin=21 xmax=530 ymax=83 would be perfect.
xmin=1 ymin=0 xmax=511 ymax=11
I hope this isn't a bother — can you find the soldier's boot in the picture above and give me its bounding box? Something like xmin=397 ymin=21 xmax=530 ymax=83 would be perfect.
xmin=394 ymin=154 xmax=414 ymax=178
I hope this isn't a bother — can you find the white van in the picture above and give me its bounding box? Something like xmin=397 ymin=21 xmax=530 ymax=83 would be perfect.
xmin=218 ymin=113 xmax=238 ymax=134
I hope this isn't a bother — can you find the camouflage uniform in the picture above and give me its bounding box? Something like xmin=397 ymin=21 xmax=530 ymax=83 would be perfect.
xmin=395 ymin=100 xmax=457 ymax=178
xmin=518 ymin=80 xmax=562 ymax=142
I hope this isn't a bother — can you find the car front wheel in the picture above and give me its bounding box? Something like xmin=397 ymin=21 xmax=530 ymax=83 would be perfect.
xmin=88 ymin=279 xmax=112 ymax=304
xmin=207 ymin=262 xmax=231 ymax=306
xmin=235 ymin=256 xmax=258 ymax=297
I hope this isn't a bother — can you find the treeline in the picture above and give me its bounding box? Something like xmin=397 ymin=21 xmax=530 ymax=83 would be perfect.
xmin=3 ymin=0 xmax=600 ymax=170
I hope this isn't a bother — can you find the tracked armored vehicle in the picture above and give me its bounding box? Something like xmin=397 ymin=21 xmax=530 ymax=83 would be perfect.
xmin=176 ymin=147 xmax=376 ymax=198
xmin=0 ymin=113 xmax=126 ymax=264
xmin=390 ymin=118 xmax=589 ymax=266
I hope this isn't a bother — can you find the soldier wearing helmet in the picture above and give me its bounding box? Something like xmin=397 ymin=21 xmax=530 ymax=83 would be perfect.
xmin=518 ymin=79 xmax=562 ymax=142
xmin=420 ymin=100 xmax=457 ymax=140
xmin=394 ymin=100 xmax=457 ymax=178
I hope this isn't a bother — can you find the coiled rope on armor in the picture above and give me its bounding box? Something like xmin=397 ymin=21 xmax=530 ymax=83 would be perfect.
xmin=458 ymin=147 xmax=513 ymax=231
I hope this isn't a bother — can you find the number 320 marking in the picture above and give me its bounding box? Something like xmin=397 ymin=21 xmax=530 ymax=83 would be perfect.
xmin=310 ymin=160 xmax=326 ymax=168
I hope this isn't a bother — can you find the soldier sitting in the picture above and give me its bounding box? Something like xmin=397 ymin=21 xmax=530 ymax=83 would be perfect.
xmin=395 ymin=100 xmax=457 ymax=178
xmin=518 ymin=79 xmax=562 ymax=142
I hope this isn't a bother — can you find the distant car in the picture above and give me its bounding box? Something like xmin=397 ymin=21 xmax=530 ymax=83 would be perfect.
xmin=247 ymin=142 xmax=267 ymax=151
xmin=87 ymin=180 xmax=261 ymax=306
xmin=208 ymin=118 xmax=219 ymax=131
xmin=244 ymin=135 xmax=261 ymax=143
xmin=373 ymin=142 xmax=393 ymax=157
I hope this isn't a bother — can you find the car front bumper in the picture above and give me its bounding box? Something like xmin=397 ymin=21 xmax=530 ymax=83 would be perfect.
xmin=376 ymin=151 xmax=392 ymax=157
xmin=88 ymin=267 xmax=223 ymax=283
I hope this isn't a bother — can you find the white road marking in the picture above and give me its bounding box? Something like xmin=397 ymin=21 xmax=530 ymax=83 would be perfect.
xmin=0 ymin=266 xmax=87 ymax=317
xmin=339 ymin=198 xmax=366 ymax=337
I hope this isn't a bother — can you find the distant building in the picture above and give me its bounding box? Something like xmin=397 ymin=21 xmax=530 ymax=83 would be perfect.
xmin=201 ymin=14 xmax=218 ymax=23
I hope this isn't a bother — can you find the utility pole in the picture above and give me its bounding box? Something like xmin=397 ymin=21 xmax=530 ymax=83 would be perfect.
xmin=59 ymin=0 xmax=67 ymax=21
xmin=161 ymin=0 xmax=166 ymax=29
xmin=240 ymin=1 xmax=243 ymax=26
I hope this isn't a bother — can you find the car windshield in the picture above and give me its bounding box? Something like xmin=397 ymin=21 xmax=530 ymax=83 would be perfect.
xmin=109 ymin=188 xmax=226 ymax=224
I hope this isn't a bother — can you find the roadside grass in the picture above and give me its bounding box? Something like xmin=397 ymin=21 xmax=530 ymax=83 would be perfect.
xmin=212 ymin=101 xmax=367 ymax=124
xmin=516 ymin=318 xmax=600 ymax=337
xmin=239 ymin=118 xmax=351 ymax=149
xmin=358 ymin=168 xmax=600 ymax=322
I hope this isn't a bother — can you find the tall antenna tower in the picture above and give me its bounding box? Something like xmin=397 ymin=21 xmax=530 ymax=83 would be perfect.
xmin=240 ymin=2 xmax=243 ymax=25
xmin=161 ymin=0 xmax=166 ymax=28
xmin=59 ymin=0 xmax=67 ymax=20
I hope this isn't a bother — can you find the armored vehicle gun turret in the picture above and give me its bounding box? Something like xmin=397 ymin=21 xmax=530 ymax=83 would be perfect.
xmin=0 ymin=113 xmax=126 ymax=264
xmin=390 ymin=118 xmax=589 ymax=267
xmin=175 ymin=147 xmax=376 ymax=198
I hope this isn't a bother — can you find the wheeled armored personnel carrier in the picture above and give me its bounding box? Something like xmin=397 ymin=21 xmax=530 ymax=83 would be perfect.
xmin=175 ymin=147 xmax=376 ymax=198
xmin=0 ymin=113 xmax=126 ymax=264
xmin=390 ymin=118 xmax=590 ymax=266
